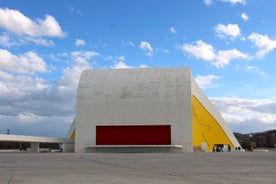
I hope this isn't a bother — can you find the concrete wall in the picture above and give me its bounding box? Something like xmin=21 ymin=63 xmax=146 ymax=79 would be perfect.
xmin=75 ymin=67 xmax=193 ymax=153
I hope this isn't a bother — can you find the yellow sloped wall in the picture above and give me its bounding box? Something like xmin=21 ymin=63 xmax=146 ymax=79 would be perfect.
xmin=70 ymin=129 xmax=75 ymax=140
xmin=192 ymin=95 xmax=234 ymax=151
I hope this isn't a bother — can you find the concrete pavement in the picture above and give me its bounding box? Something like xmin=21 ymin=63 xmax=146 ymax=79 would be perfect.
xmin=0 ymin=151 xmax=276 ymax=184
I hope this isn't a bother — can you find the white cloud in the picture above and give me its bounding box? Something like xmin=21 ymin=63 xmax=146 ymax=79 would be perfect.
xmin=117 ymin=56 xmax=125 ymax=62
xmin=139 ymin=41 xmax=153 ymax=56
xmin=69 ymin=5 xmax=83 ymax=16
xmin=71 ymin=51 xmax=99 ymax=60
xmin=241 ymin=12 xmax=249 ymax=21
xmin=245 ymin=65 xmax=266 ymax=76
xmin=111 ymin=62 xmax=148 ymax=69
xmin=156 ymin=48 xmax=170 ymax=54
xmin=0 ymin=49 xmax=100 ymax=136
xmin=25 ymin=36 xmax=54 ymax=47
xmin=0 ymin=8 xmax=65 ymax=37
xmin=1 ymin=50 xmax=96 ymax=113
xmin=0 ymin=34 xmax=13 ymax=47
xmin=0 ymin=70 xmax=13 ymax=81
xmin=75 ymin=39 xmax=86 ymax=47
xmin=215 ymin=24 xmax=241 ymax=40
xmin=62 ymin=51 xmax=99 ymax=86
xmin=195 ymin=75 xmax=220 ymax=89
xmin=160 ymin=49 xmax=170 ymax=54
xmin=220 ymin=0 xmax=246 ymax=5
xmin=182 ymin=40 xmax=215 ymax=61
xmin=139 ymin=64 xmax=148 ymax=68
xmin=109 ymin=56 xmax=147 ymax=69
xmin=128 ymin=41 xmax=135 ymax=47
xmin=0 ymin=71 xmax=51 ymax=116
xmin=0 ymin=49 xmax=47 ymax=74
xmin=112 ymin=61 xmax=131 ymax=69
xmin=214 ymin=49 xmax=248 ymax=67
xmin=210 ymin=97 xmax=276 ymax=133
xmin=248 ymin=33 xmax=276 ymax=58
xmin=181 ymin=40 xmax=248 ymax=68
xmin=205 ymin=0 xmax=246 ymax=6
xmin=123 ymin=40 xmax=135 ymax=47
xmin=0 ymin=33 xmax=55 ymax=47
xmin=170 ymin=27 xmax=176 ymax=34
xmin=0 ymin=71 xmax=48 ymax=92
xmin=17 ymin=112 xmax=44 ymax=124
xmin=105 ymin=55 xmax=125 ymax=62
xmin=204 ymin=0 xmax=213 ymax=6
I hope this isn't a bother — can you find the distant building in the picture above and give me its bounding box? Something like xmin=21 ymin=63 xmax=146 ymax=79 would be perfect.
xmin=67 ymin=67 xmax=240 ymax=153
xmin=255 ymin=130 xmax=276 ymax=147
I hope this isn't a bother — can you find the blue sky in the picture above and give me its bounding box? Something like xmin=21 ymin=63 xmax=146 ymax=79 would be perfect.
xmin=1 ymin=0 xmax=276 ymax=137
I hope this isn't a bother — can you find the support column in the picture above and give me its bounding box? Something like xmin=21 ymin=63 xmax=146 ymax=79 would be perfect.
xmin=63 ymin=143 xmax=75 ymax=153
xmin=30 ymin=142 xmax=39 ymax=153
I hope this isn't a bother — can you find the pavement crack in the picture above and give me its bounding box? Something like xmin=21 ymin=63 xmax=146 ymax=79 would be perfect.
xmin=85 ymin=157 xmax=187 ymax=179
xmin=8 ymin=164 xmax=19 ymax=184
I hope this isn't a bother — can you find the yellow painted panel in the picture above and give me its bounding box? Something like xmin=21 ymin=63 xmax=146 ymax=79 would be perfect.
xmin=192 ymin=95 xmax=233 ymax=151
xmin=70 ymin=129 xmax=75 ymax=140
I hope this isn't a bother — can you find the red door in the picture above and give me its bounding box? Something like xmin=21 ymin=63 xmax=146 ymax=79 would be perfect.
xmin=96 ymin=125 xmax=171 ymax=145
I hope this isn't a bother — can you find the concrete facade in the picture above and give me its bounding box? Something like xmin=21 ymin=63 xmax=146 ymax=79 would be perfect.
xmin=74 ymin=68 xmax=193 ymax=153
xmin=72 ymin=67 xmax=240 ymax=153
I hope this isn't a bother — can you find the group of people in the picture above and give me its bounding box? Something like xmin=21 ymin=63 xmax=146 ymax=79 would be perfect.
xmin=213 ymin=145 xmax=254 ymax=152
xmin=212 ymin=144 xmax=231 ymax=152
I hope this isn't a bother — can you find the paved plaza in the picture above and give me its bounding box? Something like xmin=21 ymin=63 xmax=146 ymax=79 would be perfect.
xmin=0 ymin=151 xmax=276 ymax=184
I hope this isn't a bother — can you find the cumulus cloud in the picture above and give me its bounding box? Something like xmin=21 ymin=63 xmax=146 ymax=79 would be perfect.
xmin=108 ymin=56 xmax=130 ymax=69
xmin=248 ymin=33 xmax=276 ymax=58
xmin=109 ymin=56 xmax=147 ymax=69
xmin=241 ymin=12 xmax=249 ymax=21
xmin=0 ymin=50 xmax=99 ymax=136
xmin=0 ymin=72 xmax=50 ymax=116
xmin=26 ymin=37 xmax=54 ymax=47
xmin=195 ymin=75 xmax=220 ymax=89
xmin=0 ymin=8 xmax=65 ymax=47
xmin=139 ymin=41 xmax=153 ymax=56
xmin=214 ymin=49 xmax=248 ymax=67
xmin=181 ymin=40 xmax=248 ymax=67
xmin=62 ymin=51 xmax=99 ymax=86
xmin=0 ymin=8 xmax=65 ymax=37
xmin=210 ymin=97 xmax=276 ymax=133
xmin=0 ymin=49 xmax=47 ymax=74
xmin=182 ymin=40 xmax=215 ymax=61
xmin=215 ymin=23 xmax=241 ymax=40
xmin=0 ymin=33 xmax=55 ymax=47
xmin=0 ymin=33 xmax=15 ymax=47
xmin=75 ymin=39 xmax=86 ymax=47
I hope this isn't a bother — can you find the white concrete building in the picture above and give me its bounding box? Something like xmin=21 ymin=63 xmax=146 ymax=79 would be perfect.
xmin=69 ymin=67 xmax=240 ymax=153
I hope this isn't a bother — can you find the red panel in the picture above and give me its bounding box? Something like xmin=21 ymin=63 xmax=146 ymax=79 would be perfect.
xmin=96 ymin=125 xmax=171 ymax=145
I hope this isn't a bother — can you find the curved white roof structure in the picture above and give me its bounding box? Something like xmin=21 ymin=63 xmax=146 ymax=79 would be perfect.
xmin=0 ymin=134 xmax=74 ymax=153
